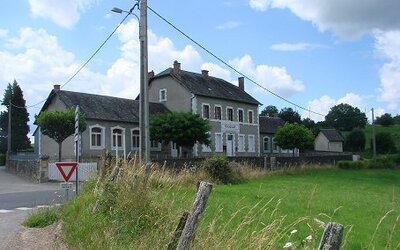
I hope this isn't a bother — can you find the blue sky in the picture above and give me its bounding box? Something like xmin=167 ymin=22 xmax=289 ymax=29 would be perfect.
xmin=1 ymin=0 xmax=400 ymax=136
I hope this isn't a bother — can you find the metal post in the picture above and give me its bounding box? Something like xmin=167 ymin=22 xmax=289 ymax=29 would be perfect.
xmin=371 ymin=108 xmax=377 ymax=159
xmin=139 ymin=0 xmax=150 ymax=165
xmin=7 ymin=99 xmax=11 ymax=156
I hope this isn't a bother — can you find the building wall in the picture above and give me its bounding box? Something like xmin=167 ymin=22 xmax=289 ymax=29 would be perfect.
xmin=328 ymin=142 xmax=343 ymax=152
xmin=259 ymin=133 xmax=296 ymax=156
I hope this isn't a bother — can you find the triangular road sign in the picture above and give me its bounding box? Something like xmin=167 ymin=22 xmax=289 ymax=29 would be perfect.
xmin=55 ymin=162 xmax=78 ymax=182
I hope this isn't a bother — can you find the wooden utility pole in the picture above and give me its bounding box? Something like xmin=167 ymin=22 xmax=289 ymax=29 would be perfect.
xmin=7 ymin=99 xmax=12 ymax=157
xmin=371 ymin=108 xmax=377 ymax=159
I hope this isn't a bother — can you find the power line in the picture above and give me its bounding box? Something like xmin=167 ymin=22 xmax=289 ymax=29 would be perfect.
xmin=8 ymin=12 xmax=132 ymax=110
xmin=147 ymin=5 xmax=326 ymax=117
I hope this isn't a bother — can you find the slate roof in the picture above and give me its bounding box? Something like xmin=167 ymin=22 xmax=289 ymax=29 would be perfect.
xmin=320 ymin=129 xmax=344 ymax=142
xmin=40 ymin=90 xmax=169 ymax=123
xmin=259 ymin=116 xmax=285 ymax=134
xmin=153 ymin=68 xmax=261 ymax=105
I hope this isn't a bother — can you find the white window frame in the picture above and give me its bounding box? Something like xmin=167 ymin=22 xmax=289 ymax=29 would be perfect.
xmin=263 ymin=136 xmax=270 ymax=153
xmin=89 ymin=124 xmax=105 ymax=150
xmin=237 ymin=108 xmax=244 ymax=123
xmin=214 ymin=105 xmax=222 ymax=120
xmin=111 ymin=126 xmax=125 ymax=150
xmin=131 ymin=128 xmax=140 ymax=150
xmin=215 ymin=133 xmax=223 ymax=152
xmin=238 ymin=134 xmax=245 ymax=152
xmin=202 ymin=103 xmax=210 ymax=119
xmin=159 ymin=88 xmax=167 ymax=102
xmin=150 ymin=140 xmax=162 ymax=151
xmin=248 ymin=110 xmax=254 ymax=124
xmin=248 ymin=134 xmax=255 ymax=152
xmin=272 ymin=137 xmax=279 ymax=153
xmin=226 ymin=106 xmax=234 ymax=121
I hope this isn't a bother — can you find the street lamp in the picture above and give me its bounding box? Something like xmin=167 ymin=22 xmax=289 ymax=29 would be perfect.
xmin=112 ymin=0 xmax=150 ymax=165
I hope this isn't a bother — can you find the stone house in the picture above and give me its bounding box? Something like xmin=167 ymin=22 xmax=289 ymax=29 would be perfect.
xmin=314 ymin=129 xmax=344 ymax=152
xmin=148 ymin=61 xmax=261 ymax=157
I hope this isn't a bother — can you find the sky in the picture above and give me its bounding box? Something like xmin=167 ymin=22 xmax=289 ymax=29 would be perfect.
xmin=1 ymin=0 xmax=400 ymax=138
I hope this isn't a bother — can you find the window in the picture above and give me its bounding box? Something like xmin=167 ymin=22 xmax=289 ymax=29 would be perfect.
xmin=263 ymin=136 xmax=270 ymax=153
xmin=248 ymin=110 xmax=254 ymax=124
xmin=272 ymin=137 xmax=279 ymax=152
xmin=131 ymin=128 xmax=139 ymax=149
xmin=151 ymin=140 xmax=161 ymax=151
xmin=215 ymin=133 xmax=223 ymax=152
xmin=238 ymin=109 xmax=244 ymax=122
xmin=214 ymin=106 xmax=222 ymax=120
xmin=90 ymin=125 xmax=105 ymax=149
xmin=159 ymin=88 xmax=167 ymax=102
xmin=238 ymin=134 xmax=245 ymax=152
xmin=227 ymin=107 xmax=234 ymax=121
xmin=202 ymin=104 xmax=210 ymax=119
xmin=202 ymin=132 xmax=212 ymax=152
xmin=111 ymin=127 xmax=125 ymax=150
xmin=248 ymin=134 xmax=255 ymax=152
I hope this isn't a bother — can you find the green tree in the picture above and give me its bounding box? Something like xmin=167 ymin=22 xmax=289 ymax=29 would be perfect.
xmin=394 ymin=115 xmax=400 ymax=125
xmin=345 ymin=128 xmax=365 ymax=152
xmin=35 ymin=108 xmax=86 ymax=161
xmin=375 ymin=113 xmax=394 ymax=126
xmin=374 ymin=132 xmax=397 ymax=154
xmin=325 ymin=103 xmax=367 ymax=131
xmin=150 ymin=112 xmax=211 ymax=155
xmin=274 ymin=123 xmax=314 ymax=154
xmin=260 ymin=105 xmax=278 ymax=117
xmin=278 ymin=107 xmax=302 ymax=124
xmin=0 ymin=81 xmax=31 ymax=153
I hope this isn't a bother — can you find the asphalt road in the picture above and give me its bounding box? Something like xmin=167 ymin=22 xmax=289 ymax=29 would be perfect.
xmin=0 ymin=166 xmax=71 ymax=248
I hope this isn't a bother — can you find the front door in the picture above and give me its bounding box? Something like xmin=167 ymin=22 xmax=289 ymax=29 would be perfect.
xmin=226 ymin=134 xmax=234 ymax=157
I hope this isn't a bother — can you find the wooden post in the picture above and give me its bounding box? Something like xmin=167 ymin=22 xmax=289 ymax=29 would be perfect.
xmin=167 ymin=211 xmax=189 ymax=250
xmin=318 ymin=222 xmax=344 ymax=250
xmin=177 ymin=181 xmax=213 ymax=250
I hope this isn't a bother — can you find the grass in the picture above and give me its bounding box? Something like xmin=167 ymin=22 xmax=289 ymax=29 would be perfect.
xmin=23 ymin=207 xmax=59 ymax=228
xmin=62 ymin=163 xmax=400 ymax=249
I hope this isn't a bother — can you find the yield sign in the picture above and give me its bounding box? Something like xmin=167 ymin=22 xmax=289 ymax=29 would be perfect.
xmin=55 ymin=162 xmax=78 ymax=182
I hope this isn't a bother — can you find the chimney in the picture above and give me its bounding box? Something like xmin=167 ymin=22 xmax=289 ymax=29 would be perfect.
xmin=173 ymin=60 xmax=181 ymax=74
xmin=53 ymin=84 xmax=60 ymax=91
xmin=148 ymin=70 xmax=154 ymax=79
xmin=238 ymin=77 xmax=244 ymax=91
xmin=202 ymin=69 xmax=209 ymax=78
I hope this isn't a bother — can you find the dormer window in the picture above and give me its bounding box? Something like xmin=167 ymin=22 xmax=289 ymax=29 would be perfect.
xmin=159 ymin=88 xmax=167 ymax=102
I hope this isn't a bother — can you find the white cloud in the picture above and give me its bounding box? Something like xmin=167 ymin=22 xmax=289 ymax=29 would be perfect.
xmin=270 ymin=42 xmax=328 ymax=51
xmin=201 ymin=63 xmax=232 ymax=80
xmin=0 ymin=29 xmax=8 ymax=38
xmin=28 ymin=0 xmax=96 ymax=28
xmin=337 ymin=93 xmax=367 ymax=111
xmin=216 ymin=21 xmax=242 ymax=30
xmin=249 ymin=0 xmax=400 ymax=39
xmin=229 ymin=54 xmax=304 ymax=97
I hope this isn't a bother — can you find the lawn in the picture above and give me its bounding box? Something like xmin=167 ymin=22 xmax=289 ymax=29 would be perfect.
xmin=188 ymin=168 xmax=400 ymax=249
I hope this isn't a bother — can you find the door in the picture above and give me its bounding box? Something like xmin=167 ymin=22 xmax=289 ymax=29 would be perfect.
xmin=226 ymin=134 xmax=234 ymax=157
xmin=171 ymin=142 xmax=178 ymax=158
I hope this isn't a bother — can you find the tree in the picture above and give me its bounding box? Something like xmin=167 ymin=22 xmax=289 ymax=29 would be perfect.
xmin=325 ymin=103 xmax=367 ymax=131
xmin=374 ymin=132 xmax=397 ymax=154
xmin=0 ymin=81 xmax=31 ymax=153
xmin=375 ymin=113 xmax=394 ymax=126
xmin=260 ymin=105 xmax=278 ymax=117
xmin=35 ymin=108 xmax=86 ymax=161
xmin=345 ymin=128 xmax=365 ymax=152
xmin=394 ymin=115 xmax=400 ymax=125
xmin=274 ymin=123 xmax=314 ymax=154
xmin=150 ymin=112 xmax=211 ymax=154
xmin=278 ymin=107 xmax=302 ymax=124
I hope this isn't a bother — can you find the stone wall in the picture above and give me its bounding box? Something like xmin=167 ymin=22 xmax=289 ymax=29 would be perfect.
xmin=6 ymin=159 xmax=42 ymax=182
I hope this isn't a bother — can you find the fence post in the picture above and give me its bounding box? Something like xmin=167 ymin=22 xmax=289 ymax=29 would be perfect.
xmin=177 ymin=181 xmax=213 ymax=250
xmin=318 ymin=222 xmax=344 ymax=250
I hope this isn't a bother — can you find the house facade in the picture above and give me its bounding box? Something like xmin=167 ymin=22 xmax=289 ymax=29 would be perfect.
xmin=34 ymin=85 xmax=170 ymax=161
xmin=148 ymin=61 xmax=261 ymax=157
xmin=314 ymin=129 xmax=344 ymax=152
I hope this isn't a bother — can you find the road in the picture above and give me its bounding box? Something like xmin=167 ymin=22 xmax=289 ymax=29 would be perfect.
xmin=0 ymin=166 xmax=70 ymax=249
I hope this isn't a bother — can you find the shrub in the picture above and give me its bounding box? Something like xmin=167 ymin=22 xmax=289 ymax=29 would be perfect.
xmin=23 ymin=207 xmax=59 ymax=228
xmin=374 ymin=132 xmax=397 ymax=154
xmin=0 ymin=153 xmax=5 ymax=166
xmin=345 ymin=128 xmax=365 ymax=152
xmin=203 ymin=155 xmax=242 ymax=184
xmin=337 ymin=160 xmax=368 ymax=170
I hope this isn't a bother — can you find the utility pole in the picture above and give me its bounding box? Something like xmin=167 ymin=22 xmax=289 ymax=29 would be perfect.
xmin=371 ymin=108 xmax=377 ymax=159
xmin=7 ymin=99 xmax=11 ymax=157
xmin=139 ymin=0 xmax=150 ymax=165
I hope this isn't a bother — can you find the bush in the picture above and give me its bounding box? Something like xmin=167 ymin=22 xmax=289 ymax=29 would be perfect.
xmin=337 ymin=160 xmax=368 ymax=170
xmin=23 ymin=207 xmax=59 ymax=228
xmin=203 ymin=155 xmax=242 ymax=184
xmin=374 ymin=132 xmax=397 ymax=154
xmin=345 ymin=128 xmax=365 ymax=152
xmin=0 ymin=153 xmax=5 ymax=166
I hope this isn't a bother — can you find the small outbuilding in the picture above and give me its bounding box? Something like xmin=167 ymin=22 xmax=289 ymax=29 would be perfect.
xmin=314 ymin=129 xmax=344 ymax=152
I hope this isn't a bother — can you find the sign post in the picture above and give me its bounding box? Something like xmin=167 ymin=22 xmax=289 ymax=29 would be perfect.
xmin=56 ymin=162 xmax=78 ymax=201
xmin=74 ymin=106 xmax=80 ymax=195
